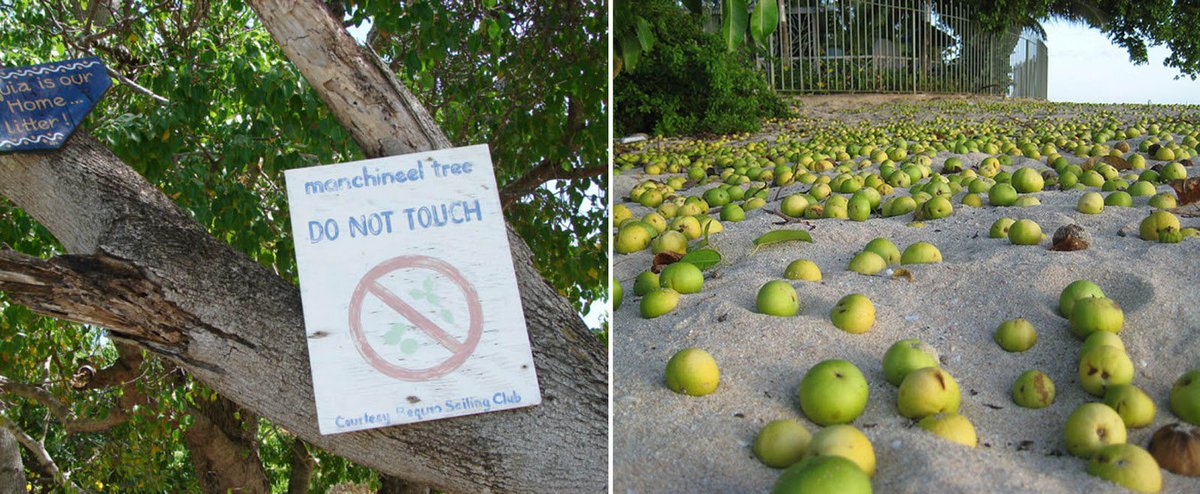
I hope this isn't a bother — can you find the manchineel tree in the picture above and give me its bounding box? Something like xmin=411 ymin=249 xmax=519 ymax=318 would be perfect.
xmin=0 ymin=0 xmax=606 ymax=492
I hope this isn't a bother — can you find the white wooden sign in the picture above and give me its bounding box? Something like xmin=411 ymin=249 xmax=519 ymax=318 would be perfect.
xmin=285 ymin=144 xmax=540 ymax=434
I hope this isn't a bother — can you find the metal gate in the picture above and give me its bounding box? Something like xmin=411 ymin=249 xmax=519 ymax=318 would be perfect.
xmin=756 ymin=0 xmax=1047 ymax=98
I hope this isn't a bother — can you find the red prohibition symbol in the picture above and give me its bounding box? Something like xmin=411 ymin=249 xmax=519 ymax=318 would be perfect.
xmin=347 ymin=255 xmax=483 ymax=381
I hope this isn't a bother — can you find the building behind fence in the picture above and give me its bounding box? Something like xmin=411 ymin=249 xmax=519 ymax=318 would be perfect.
xmin=754 ymin=0 xmax=1047 ymax=98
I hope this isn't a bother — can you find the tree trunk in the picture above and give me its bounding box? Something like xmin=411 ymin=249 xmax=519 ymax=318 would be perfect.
xmin=0 ymin=427 xmax=22 ymax=494
xmin=0 ymin=3 xmax=607 ymax=493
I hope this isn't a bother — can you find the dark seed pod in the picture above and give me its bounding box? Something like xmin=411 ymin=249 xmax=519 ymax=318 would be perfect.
xmin=1147 ymin=423 xmax=1200 ymax=476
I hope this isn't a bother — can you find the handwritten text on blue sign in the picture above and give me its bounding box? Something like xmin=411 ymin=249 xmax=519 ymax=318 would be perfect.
xmin=0 ymin=57 xmax=111 ymax=152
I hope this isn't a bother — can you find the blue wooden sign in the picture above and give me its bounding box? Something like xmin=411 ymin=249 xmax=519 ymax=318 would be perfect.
xmin=0 ymin=57 xmax=111 ymax=153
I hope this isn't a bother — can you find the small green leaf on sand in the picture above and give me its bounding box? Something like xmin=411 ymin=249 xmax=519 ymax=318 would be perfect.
xmin=752 ymin=230 xmax=813 ymax=253
xmin=679 ymin=248 xmax=722 ymax=270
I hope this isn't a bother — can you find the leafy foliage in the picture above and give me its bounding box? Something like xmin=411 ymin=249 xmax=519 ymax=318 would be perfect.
xmin=345 ymin=0 xmax=608 ymax=317
xmin=614 ymin=0 xmax=788 ymax=136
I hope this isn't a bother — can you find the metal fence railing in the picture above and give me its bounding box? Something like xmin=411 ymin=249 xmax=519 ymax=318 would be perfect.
xmin=751 ymin=0 xmax=1047 ymax=98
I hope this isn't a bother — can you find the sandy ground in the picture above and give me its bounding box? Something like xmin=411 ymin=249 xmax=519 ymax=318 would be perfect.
xmin=612 ymin=100 xmax=1200 ymax=493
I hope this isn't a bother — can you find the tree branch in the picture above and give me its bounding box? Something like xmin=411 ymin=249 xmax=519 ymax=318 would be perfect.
xmin=497 ymin=97 xmax=598 ymax=207
xmin=72 ymin=341 xmax=144 ymax=390
xmin=499 ymin=161 xmax=606 ymax=208
xmin=0 ymin=412 xmax=81 ymax=493
xmin=105 ymin=66 xmax=171 ymax=105
xmin=286 ymin=438 xmax=314 ymax=494
xmin=0 ymin=375 xmax=130 ymax=434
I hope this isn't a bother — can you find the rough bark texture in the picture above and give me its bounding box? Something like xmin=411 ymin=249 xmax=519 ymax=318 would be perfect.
xmin=249 ymin=0 xmax=450 ymax=157
xmin=184 ymin=396 xmax=270 ymax=494
xmin=0 ymin=2 xmax=607 ymax=491
xmin=0 ymin=427 xmax=22 ymax=494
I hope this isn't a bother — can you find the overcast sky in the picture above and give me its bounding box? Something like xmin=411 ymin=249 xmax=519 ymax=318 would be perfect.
xmin=1043 ymin=18 xmax=1200 ymax=105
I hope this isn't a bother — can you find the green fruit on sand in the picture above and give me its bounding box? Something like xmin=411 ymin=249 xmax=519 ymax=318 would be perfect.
xmin=665 ymin=348 xmax=719 ymax=396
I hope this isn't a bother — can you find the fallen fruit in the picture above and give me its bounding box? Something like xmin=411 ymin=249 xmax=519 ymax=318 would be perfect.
xmin=1086 ymin=443 xmax=1162 ymax=494
xmin=830 ymin=293 xmax=875 ymax=334
xmin=989 ymin=182 xmax=1018 ymax=206
xmin=771 ymin=456 xmax=872 ymax=494
xmin=806 ymin=424 xmax=877 ymax=476
xmin=847 ymin=251 xmax=887 ymax=275
xmin=1080 ymin=331 xmax=1125 ymax=356
xmin=1078 ymin=344 xmax=1134 ymax=397
xmin=897 ymin=367 xmax=961 ymax=419
xmin=863 ymin=238 xmax=901 ymax=265
xmin=989 ymin=217 xmax=1016 ymax=238
xmin=1059 ymin=279 xmax=1105 ymax=318
xmin=784 ymin=259 xmax=822 ymax=282
xmin=1012 ymin=370 xmax=1055 ymax=408
xmin=1064 ymin=402 xmax=1127 ymax=458
xmin=1139 ymin=210 xmax=1181 ymax=241
xmin=1077 ymin=192 xmax=1104 ymax=214
xmin=659 ymin=262 xmax=704 ymax=294
xmin=664 ymin=348 xmax=719 ymax=396
xmin=1172 ymin=368 xmax=1200 ymax=425
xmin=1104 ymin=384 xmax=1156 ymax=428
xmin=754 ymin=419 xmax=811 ymax=469
xmin=757 ymin=280 xmax=800 ymax=317
xmin=633 ymin=271 xmax=660 ymax=296
xmin=994 ymin=318 xmax=1037 ymax=352
xmin=798 ymin=359 xmax=869 ymax=425
xmin=651 ymin=230 xmax=688 ymax=255
xmin=917 ymin=412 xmax=977 ymax=447
xmin=882 ymin=339 xmax=940 ymax=386
xmin=1070 ymin=296 xmax=1124 ymax=338
xmin=640 ymin=288 xmax=680 ymax=319
xmin=1007 ymin=219 xmax=1042 ymax=245
xmin=901 ymin=242 xmax=942 ymax=264
xmin=615 ymin=224 xmax=653 ymax=254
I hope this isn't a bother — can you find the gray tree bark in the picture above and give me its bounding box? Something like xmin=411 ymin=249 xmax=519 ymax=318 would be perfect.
xmin=0 ymin=1 xmax=607 ymax=492
xmin=0 ymin=427 xmax=22 ymax=494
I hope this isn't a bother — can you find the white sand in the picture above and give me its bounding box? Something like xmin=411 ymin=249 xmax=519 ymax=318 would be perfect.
xmin=612 ymin=100 xmax=1200 ymax=493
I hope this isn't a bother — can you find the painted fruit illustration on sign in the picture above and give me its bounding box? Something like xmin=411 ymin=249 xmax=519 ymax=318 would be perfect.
xmin=348 ymin=255 xmax=483 ymax=381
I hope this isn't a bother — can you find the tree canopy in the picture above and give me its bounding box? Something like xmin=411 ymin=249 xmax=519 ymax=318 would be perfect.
xmin=978 ymin=0 xmax=1200 ymax=78
xmin=0 ymin=0 xmax=605 ymax=491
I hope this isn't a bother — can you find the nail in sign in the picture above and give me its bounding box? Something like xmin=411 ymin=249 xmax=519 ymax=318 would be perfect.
xmin=0 ymin=57 xmax=111 ymax=152
xmin=285 ymin=144 xmax=540 ymax=434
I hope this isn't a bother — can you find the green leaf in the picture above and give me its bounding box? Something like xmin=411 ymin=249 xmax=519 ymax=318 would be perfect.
xmin=425 ymin=292 xmax=440 ymax=305
xmin=683 ymin=0 xmax=703 ymax=15
xmin=620 ymin=31 xmax=642 ymax=72
xmin=752 ymin=229 xmax=813 ymax=251
xmin=635 ymin=16 xmax=655 ymax=52
xmin=720 ymin=0 xmax=748 ymax=52
xmin=440 ymin=309 xmax=454 ymax=323
xmin=749 ymin=0 xmax=779 ymax=48
xmin=679 ymin=248 xmax=722 ymax=270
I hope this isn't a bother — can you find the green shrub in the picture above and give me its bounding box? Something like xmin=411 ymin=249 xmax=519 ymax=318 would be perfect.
xmin=615 ymin=2 xmax=787 ymax=136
